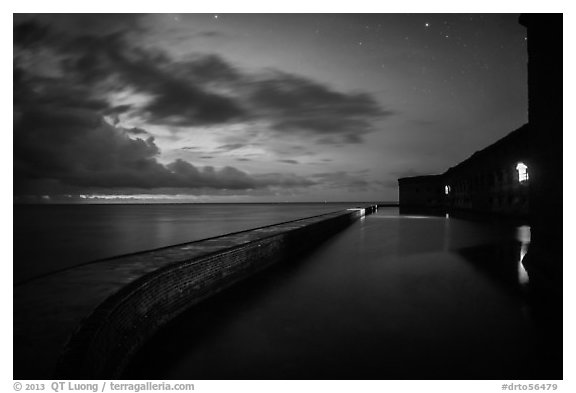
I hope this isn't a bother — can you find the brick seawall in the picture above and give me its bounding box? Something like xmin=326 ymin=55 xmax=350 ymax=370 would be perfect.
xmin=14 ymin=205 xmax=377 ymax=379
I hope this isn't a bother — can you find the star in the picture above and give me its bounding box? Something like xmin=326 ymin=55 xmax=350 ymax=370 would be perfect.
xmin=214 ymin=15 xmax=219 ymax=19
xmin=425 ymin=23 xmax=430 ymax=27
xmin=358 ymin=41 xmax=363 ymax=46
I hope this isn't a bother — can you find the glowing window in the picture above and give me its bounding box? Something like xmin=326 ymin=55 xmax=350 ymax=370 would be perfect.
xmin=444 ymin=185 xmax=451 ymax=195
xmin=516 ymin=163 xmax=529 ymax=183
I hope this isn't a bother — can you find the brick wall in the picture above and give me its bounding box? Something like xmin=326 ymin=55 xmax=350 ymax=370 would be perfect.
xmin=54 ymin=207 xmax=374 ymax=378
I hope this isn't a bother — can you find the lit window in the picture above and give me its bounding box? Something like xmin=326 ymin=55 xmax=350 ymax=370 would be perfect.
xmin=444 ymin=185 xmax=451 ymax=195
xmin=516 ymin=163 xmax=529 ymax=183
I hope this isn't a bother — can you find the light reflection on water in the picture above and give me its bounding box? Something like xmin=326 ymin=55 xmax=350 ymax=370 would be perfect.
xmin=516 ymin=225 xmax=531 ymax=285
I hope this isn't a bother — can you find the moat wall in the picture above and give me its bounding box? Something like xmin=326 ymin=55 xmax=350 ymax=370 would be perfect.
xmin=15 ymin=206 xmax=376 ymax=379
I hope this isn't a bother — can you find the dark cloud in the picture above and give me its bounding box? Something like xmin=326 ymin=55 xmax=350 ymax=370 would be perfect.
xmin=78 ymin=39 xmax=246 ymax=126
xmin=164 ymin=159 xmax=256 ymax=189
xmin=217 ymin=143 xmax=246 ymax=151
xmin=142 ymin=83 xmax=246 ymax=126
xmin=14 ymin=66 xmax=110 ymax=114
xmin=13 ymin=86 xmax=313 ymax=195
xmin=13 ymin=20 xmax=50 ymax=47
xmin=105 ymin=105 xmax=132 ymax=115
xmin=123 ymin=127 xmax=149 ymax=136
xmin=14 ymin=17 xmax=390 ymax=142
xmin=14 ymin=19 xmax=247 ymax=127
xmin=15 ymin=105 xmax=162 ymax=192
xmin=183 ymin=54 xmax=240 ymax=83
xmin=13 ymin=15 xmax=393 ymax=197
xmin=14 ymin=13 xmax=144 ymax=39
xmin=249 ymin=72 xmax=394 ymax=144
xmin=278 ymin=159 xmax=299 ymax=164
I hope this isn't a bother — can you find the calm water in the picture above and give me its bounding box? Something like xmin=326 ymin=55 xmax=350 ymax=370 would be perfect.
xmin=14 ymin=203 xmax=366 ymax=283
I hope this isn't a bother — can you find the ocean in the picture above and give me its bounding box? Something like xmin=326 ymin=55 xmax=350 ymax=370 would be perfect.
xmin=13 ymin=203 xmax=371 ymax=283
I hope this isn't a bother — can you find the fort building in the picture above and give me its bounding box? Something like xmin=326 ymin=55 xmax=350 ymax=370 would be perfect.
xmin=398 ymin=123 xmax=532 ymax=218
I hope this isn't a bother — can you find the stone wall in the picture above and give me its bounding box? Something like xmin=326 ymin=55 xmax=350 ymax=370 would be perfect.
xmin=35 ymin=206 xmax=376 ymax=378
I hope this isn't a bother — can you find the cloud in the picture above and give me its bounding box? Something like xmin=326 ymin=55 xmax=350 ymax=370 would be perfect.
xmin=18 ymin=13 xmax=144 ymax=37
xmin=277 ymin=159 xmax=299 ymax=164
xmin=14 ymin=19 xmax=247 ymax=128
xmin=13 ymin=83 xmax=314 ymax=195
xmin=14 ymin=17 xmax=391 ymax=143
xmin=249 ymin=72 xmax=394 ymax=144
xmin=13 ymin=20 xmax=51 ymax=47
xmin=14 ymin=104 xmax=163 ymax=192
xmin=182 ymin=54 xmax=241 ymax=83
xmin=217 ymin=143 xmax=247 ymax=152
xmin=123 ymin=127 xmax=149 ymax=136
xmin=13 ymin=15 xmax=394 ymax=197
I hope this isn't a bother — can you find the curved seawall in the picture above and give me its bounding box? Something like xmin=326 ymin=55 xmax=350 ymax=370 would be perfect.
xmin=14 ymin=205 xmax=377 ymax=379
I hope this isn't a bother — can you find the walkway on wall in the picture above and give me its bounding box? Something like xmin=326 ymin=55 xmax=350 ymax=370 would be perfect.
xmin=13 ymin=207 xmax=374 ymax=379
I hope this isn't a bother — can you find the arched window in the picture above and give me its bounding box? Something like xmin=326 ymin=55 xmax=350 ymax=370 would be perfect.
xmin=516 ymin=162 xmax=529 ymax=183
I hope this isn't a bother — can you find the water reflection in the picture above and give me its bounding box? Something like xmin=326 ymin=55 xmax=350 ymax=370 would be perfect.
xmin=443 ymin=212 xmax=451 ymax=251
xmin=516 ymin=225 xmax=531 ymax=285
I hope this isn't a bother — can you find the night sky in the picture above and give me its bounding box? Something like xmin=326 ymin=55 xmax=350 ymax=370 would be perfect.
xmin=13 ymin=13 xmax=528 ymax=203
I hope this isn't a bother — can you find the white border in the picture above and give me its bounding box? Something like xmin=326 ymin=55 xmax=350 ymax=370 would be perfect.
xmin=4 ymin=1 xmax=573 ymax=392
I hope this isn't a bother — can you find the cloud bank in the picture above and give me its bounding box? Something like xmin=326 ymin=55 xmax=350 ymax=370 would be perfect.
xmin=14 ymin=16 xmax=391 ymax=197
